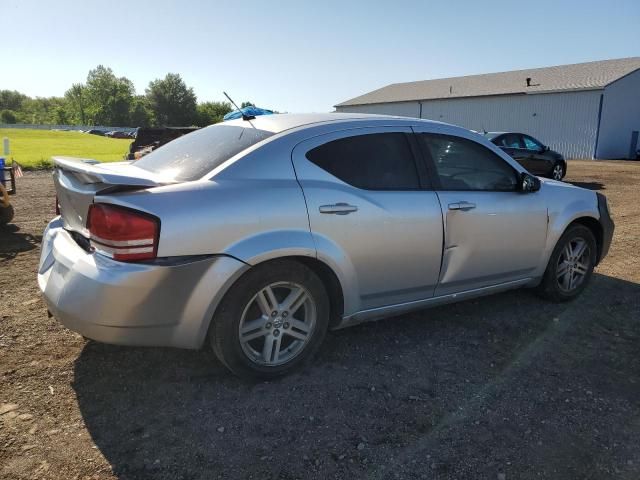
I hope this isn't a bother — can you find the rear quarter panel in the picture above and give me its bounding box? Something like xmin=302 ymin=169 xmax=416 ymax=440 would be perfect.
xmin=94 ymin=141 xmax=315 ymax=261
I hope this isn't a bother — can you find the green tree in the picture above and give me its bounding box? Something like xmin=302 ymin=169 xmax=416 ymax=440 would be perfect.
xmin=0 ymin=90 xmax=28 ymax=112
xmin=129 ymin=96 xmax=153 ymax=127
xmin=83 ymin=65 xmax=135 ymax=126
xmin=15 ymin=97 xmax=39 ymax=123
xmin=0 ymin=109 xmax=17 ymax=124
xmin=196 ymin=101 xmax=232 ymax=126
xmin=52 ymin=104 xmax=69 ymax=125
xmin=17 ymin=97 xmax=68 ymax=124
xmin=240 ymin=101 xmax=254 ymax=108
xmin=64 ymin=83 xmax=88 ymax=125
xmin=146 ymin=73 xmax=198 ymax=126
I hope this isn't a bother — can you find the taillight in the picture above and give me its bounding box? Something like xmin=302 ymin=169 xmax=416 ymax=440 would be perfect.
xmin=87 ymin=203 xmax=159 ymax=262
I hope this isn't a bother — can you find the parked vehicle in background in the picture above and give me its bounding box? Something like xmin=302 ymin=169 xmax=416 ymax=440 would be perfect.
xmin=85 ymin=129 xmax=106 ymax=136
xmin=104 ymin=130 xmax=134 ymax=139
xmin=39 ymin=113 xmax=613 ymax=379
xmin=484 ymin=132 xmax=567 ymax=180
xmin=126 ymin=126 xmax=199 ymax=160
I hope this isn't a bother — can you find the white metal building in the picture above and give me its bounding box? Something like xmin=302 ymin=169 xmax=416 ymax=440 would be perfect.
xmin=335 ymin=58 xmax=640 ymax=159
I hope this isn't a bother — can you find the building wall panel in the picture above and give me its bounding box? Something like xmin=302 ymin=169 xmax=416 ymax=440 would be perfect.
xmin=598 ymin=69 xmax=640 ymax=159
xmin=337 ymin=91 xmax=602 ymax=159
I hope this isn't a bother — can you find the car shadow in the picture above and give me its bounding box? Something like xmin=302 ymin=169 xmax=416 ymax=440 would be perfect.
xmin=568 ymin=180 xmax=606 ymax=191
xmin=72 ymin=273 xmax=640 ymax=479
xmin=0 ymin=225 xmax=42 ymax=261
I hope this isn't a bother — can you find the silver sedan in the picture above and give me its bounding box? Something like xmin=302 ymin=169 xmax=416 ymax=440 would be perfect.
xmin=39 ymin=113 xmax=614 ymax=378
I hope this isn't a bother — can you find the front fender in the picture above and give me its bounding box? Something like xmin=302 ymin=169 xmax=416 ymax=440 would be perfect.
xmin=538 ymin=182 xmax=599 ymax=276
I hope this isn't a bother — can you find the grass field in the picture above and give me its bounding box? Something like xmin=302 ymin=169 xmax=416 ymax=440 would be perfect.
xmin=0 ymin=128 xmax=132 ymax=169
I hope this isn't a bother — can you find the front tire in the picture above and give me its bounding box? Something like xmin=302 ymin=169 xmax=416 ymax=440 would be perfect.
xmin=550 ymin=162 xmax=565 ymax=181
xmin=536 ymin=224 xmax=596 ymax=302
xmin=210 ymin=259 xmax=329 ymax=379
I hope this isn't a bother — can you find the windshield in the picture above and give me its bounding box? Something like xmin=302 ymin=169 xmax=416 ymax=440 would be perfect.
xmin=135 ymin=124 xmax=274 ymax=181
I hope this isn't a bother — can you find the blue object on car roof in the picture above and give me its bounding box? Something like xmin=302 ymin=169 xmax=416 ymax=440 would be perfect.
xmin=223 ymin=106 xmax=275 ymax=121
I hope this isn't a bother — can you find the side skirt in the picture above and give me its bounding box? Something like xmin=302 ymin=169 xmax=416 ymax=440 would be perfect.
xmin=336 ymin=278 xmax=534 ymax=329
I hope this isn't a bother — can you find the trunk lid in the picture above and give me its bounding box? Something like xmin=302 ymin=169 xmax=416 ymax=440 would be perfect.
xmin=53 ymin=156 xmax=173 ymax=236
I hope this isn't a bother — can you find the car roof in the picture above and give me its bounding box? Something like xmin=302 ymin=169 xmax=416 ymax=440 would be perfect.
xmin=221 ymin=112 xmax=448 ymax=134
xmin=483 ymin=131 xmax=507 ymax=139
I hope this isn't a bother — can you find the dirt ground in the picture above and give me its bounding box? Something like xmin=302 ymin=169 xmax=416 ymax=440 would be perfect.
xmin=1 ymin=161 xmax=639 ymax=480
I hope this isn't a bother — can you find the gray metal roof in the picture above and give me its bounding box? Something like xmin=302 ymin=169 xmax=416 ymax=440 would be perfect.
xmin=336 ymin=57 xmax=640 ymax=107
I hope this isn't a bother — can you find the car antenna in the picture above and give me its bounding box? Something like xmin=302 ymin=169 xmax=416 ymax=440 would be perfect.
xmin=223 ymin=91 xmax=256 ymax=123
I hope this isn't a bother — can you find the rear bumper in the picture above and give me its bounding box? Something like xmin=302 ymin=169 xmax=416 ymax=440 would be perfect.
xmin=596 ymin=193 xmax=614 ymax=263
xmin=38 ymin=217 xmax=249 ymax=349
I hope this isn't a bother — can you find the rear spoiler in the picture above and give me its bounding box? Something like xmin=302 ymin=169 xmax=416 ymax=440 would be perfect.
xmin=52 ymin=156 xmax=170 ymax=188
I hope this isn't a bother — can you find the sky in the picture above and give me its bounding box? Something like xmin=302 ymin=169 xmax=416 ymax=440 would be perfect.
xmin=2 ymin=0 xmax=639 ymax=113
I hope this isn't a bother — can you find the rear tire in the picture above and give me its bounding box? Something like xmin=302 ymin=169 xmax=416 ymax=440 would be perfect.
xmin=210 ymin=259 xmax=329 ymax=379
xmin=536 ymin=224 xmax=596 ymax=302
xmin=0 ymin=204 xmax=14 ymax=226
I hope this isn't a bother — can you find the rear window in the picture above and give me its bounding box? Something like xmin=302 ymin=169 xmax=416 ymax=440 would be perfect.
xmin=134 ymin=124 xmax=274 ymax=181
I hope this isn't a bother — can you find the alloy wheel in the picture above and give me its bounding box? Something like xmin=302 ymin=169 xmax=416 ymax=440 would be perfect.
xmin=552 ymin=164 xmax=564 ymax=180
xmin=238 ymin=281 xmax=317 ymax=366
xmin=556 ymin=237 xmax=590 ymax=292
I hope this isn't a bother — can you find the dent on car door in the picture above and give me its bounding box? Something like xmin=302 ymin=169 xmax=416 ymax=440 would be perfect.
xmin=291 ymin=127 xmax=443 ymax=314
xmin=414 ymin=131 xmax=548 ymax=296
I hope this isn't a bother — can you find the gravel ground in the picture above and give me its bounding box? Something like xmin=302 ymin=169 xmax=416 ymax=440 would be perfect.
xmin=1 ymin=161 xmax=639 ymax=480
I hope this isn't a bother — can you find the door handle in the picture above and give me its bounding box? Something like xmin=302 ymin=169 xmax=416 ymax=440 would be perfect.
xmin=448 ymin=201 xmax=476 ymax=211
xmin=319 ymin=203 xmax=358 ymax=215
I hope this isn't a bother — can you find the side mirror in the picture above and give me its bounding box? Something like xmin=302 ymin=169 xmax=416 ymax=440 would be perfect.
xmin=520 ymin=172 xmax=541 ymax=193
xmin=540 ymin=145 xmax=549 ymax=153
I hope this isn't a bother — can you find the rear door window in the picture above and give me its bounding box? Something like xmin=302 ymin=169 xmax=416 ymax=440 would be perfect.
xmin=305 ymin=133 xmax=420 ymax=190
xmin=499 ymin=133 xmax=524 ymax=149
xmin=135 ymin=124 xmax=273 ymax=181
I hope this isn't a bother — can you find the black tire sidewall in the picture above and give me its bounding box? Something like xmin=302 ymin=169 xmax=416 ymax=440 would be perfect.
xmin=539 ymin=225 xmax=597 ymax=302
xmin=211 ymin=260 xmax=329 ymax=379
